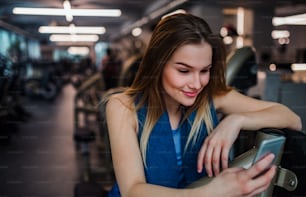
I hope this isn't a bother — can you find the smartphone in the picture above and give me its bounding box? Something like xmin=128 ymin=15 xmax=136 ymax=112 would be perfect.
xmin=252 ymin=135 xmax=286 ymax=165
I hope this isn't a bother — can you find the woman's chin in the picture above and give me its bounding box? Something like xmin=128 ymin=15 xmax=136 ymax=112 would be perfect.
xmin=180 ymin=99 xmax=196 ymax=107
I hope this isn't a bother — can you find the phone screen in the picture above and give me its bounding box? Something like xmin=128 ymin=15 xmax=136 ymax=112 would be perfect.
xmin=252 ymin=135 xmax=286 ymax=165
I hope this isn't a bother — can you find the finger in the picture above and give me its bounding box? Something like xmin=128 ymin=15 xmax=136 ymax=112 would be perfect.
xmin=247 ymin=165 xmax=276 ymax=196
xmin=221 ymin=146 xmax=229 ymax=170
xmin=212 ymin=145 xmax=221 ymax=176
xmin=197 ymin=142 xmax=207 ymax=173
xmin=248 ymin=153 xmax=275 ymax=179
xmin=204 ymin=144 xmax=214 ymax=177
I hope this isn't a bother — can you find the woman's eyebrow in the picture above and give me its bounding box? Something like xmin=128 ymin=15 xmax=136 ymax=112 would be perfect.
xmin=175 ymin=62 xmax=212 ymax=69
xmin=175 ymin=62 xmax=191 ymax=67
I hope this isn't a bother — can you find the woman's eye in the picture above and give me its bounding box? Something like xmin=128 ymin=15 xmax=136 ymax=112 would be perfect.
xmin=178 ymin=69 xmax=189 ymax=73
xmin=201 ymin=68 xmax=210 ymax=73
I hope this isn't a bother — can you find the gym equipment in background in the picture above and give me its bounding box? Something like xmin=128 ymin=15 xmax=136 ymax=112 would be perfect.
xmin=226 ymin=46 xmax=258 ymax=94
xmin=73 ymin=72 xmax=108 ymax=197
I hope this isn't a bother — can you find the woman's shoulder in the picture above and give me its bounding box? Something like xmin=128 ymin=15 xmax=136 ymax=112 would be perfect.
xmin=102 ymin=87 xmax=129 ymax=107
xmin=105 ymin=91 xmax=138 ymax=133
xmin=107 ymin=91 xmax=133 ymax=110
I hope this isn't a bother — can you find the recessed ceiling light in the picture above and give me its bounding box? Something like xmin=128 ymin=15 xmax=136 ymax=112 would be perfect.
xmin=39 ymin=25 xmax=106 ymax=34
xmin=13 ymin=7 xmax=121 ymax=17
xmin=273 ymin=13 xmax=306 ymax=26
xmin=50 ymin=34 xmax=99 ymax=42
xmin=68 ymin=47 xmax=90 ymax=56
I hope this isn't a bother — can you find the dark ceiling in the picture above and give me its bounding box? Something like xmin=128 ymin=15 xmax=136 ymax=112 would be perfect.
xmin=0 ymin=0 xmax=306 ymax=43
xmin=0 ymin=0 xmax=183 ymax=42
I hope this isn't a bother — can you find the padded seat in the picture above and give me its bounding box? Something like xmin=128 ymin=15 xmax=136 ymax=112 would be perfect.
xmin=226 ymin=46 xmax=257 ymax=94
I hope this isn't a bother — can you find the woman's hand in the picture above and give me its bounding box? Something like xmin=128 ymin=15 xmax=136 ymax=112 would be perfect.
xmin=201 ymin=153 xmax=276 ymax=197
xmin=197 ymin=114 xmax=244 ymax=177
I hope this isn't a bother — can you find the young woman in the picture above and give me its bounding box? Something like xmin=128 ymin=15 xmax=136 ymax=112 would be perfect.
xmin=104 ymin=13 xmax=302 ymax=197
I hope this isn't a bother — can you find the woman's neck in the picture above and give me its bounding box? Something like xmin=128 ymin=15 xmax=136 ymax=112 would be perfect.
xmin=166 ymin=106 xmax=182 ymax=130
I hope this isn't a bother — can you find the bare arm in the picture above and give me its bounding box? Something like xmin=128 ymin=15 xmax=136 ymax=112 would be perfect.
xmin=106 ymin=92 xmax=278 ymax=197
xmin=215 ymin=90 xmax=302 ymax=131
xmin=198 ymin=89 xmax=302 ymax=177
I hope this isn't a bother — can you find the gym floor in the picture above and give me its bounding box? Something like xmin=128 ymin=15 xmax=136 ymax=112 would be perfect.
xmin=0 ymin=84 xmax=113 ymax=196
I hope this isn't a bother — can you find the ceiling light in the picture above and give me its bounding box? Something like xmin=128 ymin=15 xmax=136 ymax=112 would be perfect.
xmin=269 ymin=64 xmax=277 ymax=72
xmin=50 ymin=34 xmax=99 ymax=42
xmin=71 ymin=9 xmax=121 ymax=17
xmin=291 ymin=63 xmax=306 ymax=71
xmin=236 ymin=36 xmax=244 ymax=48
xmin=39 ymin=25 xmax=105 ymax=34
xmin=13 ymin=7 xmax=121 ymax=17
xmin=223 ymin=36 xmax=233 ymax=45
xmin=278 ymin=37 xmax=290 ymax=45
xmin=63 ymin=0 xmax=73 ymax=22
xmin=63 ymin=0 xmax=71 ymax=10
xmin=273 ymin=13 xmax=306 ymax=26
xmin=237 ymin=7 xmax=244 ymax=35
xmin=271 ymin=30 xmax=290 ymax=39
xmin=68 ymin=47 xmax=89 ymax=56
xmin=131 ymin=27 xmax=142 ymax=37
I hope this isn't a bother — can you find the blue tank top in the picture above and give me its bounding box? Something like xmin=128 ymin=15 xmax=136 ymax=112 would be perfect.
xmin=107 ymin=103 xmax=219 ymax=197
xmin=172 ymin=127 xmax=184 ymax=182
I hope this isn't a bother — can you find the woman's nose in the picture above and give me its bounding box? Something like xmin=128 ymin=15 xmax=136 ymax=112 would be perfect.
xmin=189 ymin=74 xmax=202 ymax=89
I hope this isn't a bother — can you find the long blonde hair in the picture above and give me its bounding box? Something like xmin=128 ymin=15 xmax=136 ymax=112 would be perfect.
xmin=123 ymin=13 xmax=230 ymax=165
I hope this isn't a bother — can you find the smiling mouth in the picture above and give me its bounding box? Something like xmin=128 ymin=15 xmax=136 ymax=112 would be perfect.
xmin=183 ymin=91 xmax=198 ymax=97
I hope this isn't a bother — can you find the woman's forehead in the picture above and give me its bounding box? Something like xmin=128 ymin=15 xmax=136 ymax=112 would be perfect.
xmin=169 ymin=43 xmax=212 ymax=66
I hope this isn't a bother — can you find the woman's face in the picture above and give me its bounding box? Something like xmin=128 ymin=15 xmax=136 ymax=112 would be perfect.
xmin=162 ymin=42 xmax=212 ymax=109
